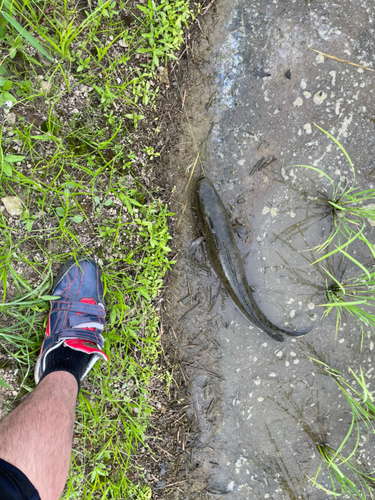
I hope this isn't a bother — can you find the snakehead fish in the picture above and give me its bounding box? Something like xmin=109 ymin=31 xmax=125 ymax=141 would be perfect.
xmin=195 ymin=177 xmax=312 ymax=342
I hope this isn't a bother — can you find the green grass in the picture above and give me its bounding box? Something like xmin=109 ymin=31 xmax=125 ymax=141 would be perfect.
xmin=291 ymin=126 xmax=375 ymax=341
xmin=309 ymin=360 xmax=375 ymax=499
xmin=0 ymin=0 xmax=192 ymax=497
xmin=293 ymin=125 xmax=375 ymax=273
xmin=320 ymin=266 xmax=375 ymax=341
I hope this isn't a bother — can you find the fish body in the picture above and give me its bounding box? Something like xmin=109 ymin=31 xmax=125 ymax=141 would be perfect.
xmin=195 ymin=177 xmax=312 ymax=342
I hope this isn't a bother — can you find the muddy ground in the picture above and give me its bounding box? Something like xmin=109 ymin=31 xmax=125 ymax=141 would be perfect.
xmin=158 ymin=0 xmax=375 ymax=498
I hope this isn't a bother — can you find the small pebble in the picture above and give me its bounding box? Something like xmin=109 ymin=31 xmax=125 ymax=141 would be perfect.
xmin=270 ymin=208 xmax=277 ymax=217
xmin=290 ymin=310 xmax=296 ymax=318
xmin=6 ymin=112 xmax=16 ymax=124
xmin=307 ymin=302 xmax=315 ymax=310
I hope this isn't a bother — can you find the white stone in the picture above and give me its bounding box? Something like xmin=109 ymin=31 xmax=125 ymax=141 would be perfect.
xmin=1 ymin=196 xmax=22 ymax=215
xmin=313 ymin=91 xmax=327 ymax=105
xmin=329 ymin=70 xmax=337 ymax=85
xmin=6 ymin=112 xmax=16 ymax=124
xmin=227 ymin=481 xmax=235 ymax=492
xmin=41 ymin=80 xmax=51 ymax=93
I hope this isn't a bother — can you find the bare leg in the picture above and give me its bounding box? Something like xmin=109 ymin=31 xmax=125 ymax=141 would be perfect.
xmin=0 ymin=371 xmax=77 ymax=500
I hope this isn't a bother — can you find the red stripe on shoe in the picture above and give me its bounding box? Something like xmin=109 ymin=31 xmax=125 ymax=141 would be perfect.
xmin=65 ymin=339 xmax=109 ymax=361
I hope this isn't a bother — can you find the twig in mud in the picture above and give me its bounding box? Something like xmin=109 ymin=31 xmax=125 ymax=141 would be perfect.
xmin=154 ymin=443 xmax=173 ymax=457
xmin=182 ymin=88 xmax=187 ymax=108
xmin=176 ymin=202 xmax=187 ymax=230
xmin=173 ymin=412 xmax=187 ymax=425
xmin=195 ymin=18 xmax=207 ymax=38
xmin=183 ymin=152 xmax=200 ymax=198
xmin=206 ymin=396 xmax=217 ymax=414
xmin=308 ymin=48 xmax=374 ymax=72
xmin=179 ymin=363 xmax=189 ymax=384
xmin=187 ymin=281 xmax=192 ymax=305
xmin=178 ymin=301 xmax=200 ymax=322
xmin=177 ymin=293 xmax=191 ymax=303
xmin=176 ymin=152 xmax=200 ymax=229
xmin=202 ymin=0 xmax=216 ymax=14
xmin=170 ymin=326 xmax=179 ymax=343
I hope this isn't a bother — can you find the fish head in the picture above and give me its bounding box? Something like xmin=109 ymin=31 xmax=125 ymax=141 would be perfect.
xmin=195 ymin=178 xmax=217 ymax=234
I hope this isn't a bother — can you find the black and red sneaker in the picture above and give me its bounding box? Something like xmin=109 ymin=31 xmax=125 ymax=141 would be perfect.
xmin=35 ymin=258 xmax=109 ymax=385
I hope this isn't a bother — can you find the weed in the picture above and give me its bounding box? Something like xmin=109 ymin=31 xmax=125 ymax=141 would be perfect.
xmin=137 ymin=0 xmax=193 ymax=68
xmin=310 ymin=359 xmax=375 ymax=498
xmin=0 ymin=376 xmax=12 ymax=389
xmin=293 ymin=125 xmax=375 ymax=273
xmin=0 ymin=131 xmax=25 ymax=177
xmin=0 ymin=7 xmax=53 ymax=62
xmin=321 ymin=266 xmax=375 ymax=341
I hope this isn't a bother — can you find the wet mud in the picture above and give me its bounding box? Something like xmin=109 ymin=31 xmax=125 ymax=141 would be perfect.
xmin=165 ymin=0 xmax=375 ymax=498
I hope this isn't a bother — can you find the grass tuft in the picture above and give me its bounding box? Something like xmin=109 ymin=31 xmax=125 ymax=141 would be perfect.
xmin=310 ymin=359 xmax=375 ymax=499
xmin=292 ymin=125 xmax=375 ymax=273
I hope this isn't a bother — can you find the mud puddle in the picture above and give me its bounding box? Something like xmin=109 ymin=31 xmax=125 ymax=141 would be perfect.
xmin=165 ymin=0 xmax=375 ymax=498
